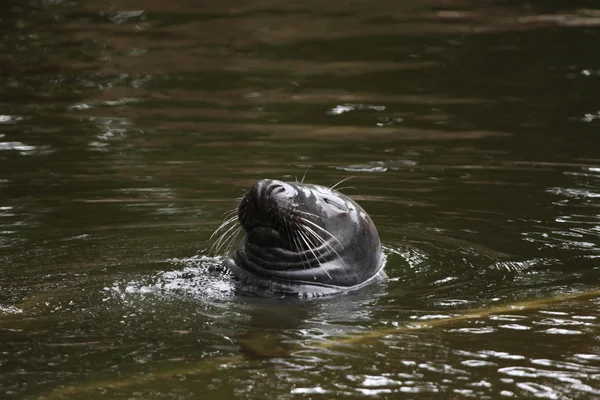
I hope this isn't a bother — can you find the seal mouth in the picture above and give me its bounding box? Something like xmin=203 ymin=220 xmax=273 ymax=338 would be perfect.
xmin=246 ymin=225 xmax=289 ymax=248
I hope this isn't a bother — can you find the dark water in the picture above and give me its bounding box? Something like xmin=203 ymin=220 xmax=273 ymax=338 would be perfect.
xmin=1 ymin=0 xmax=600 ymax=398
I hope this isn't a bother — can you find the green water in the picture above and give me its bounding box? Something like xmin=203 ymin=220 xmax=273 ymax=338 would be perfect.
xmin=1 ymin=0 xmax=599 ymax=398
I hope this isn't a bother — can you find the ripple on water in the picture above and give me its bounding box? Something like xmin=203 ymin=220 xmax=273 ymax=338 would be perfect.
xmin=0 ymin=304 xmax=23 ymax=315
xmin=0 ymin=141 xmax=37 ymax=153
xmin=499 ymin=363 xmax=600 ymax=397
xmin=290 ymin=386 xmax=329 ymax=394
xmin=335 ymin=161 xmax=388 ymax=173
xmin=518 ymin=164 xmax=600 ymax=260
xmin=105 ymin=255 xmax=235 ymax=303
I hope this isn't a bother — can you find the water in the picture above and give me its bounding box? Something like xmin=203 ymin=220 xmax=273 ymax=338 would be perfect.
xmin=1 ymin=0 xmax=600 ymax=398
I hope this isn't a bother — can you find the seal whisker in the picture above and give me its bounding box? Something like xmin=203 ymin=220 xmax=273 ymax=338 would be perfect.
xmin=295 ymin=210 xmax=325 ymax=220
xmin=211 ymin=232 xmax=233 ymax=255
xmin=223 ymin=226 xmax=242 ymax=257
xmin=300 ymin=168 xmax=308 ymax=184
xmin=290 ymin=228 xmax=309 ymax=270
xmin=298 ymin=220 xmax=345 ymax=263
xmin=210 ymin=225 xmax=239 ymax=254
xmin=296 ymin=224 xmax=332 ymax=267
xmin=283 ymin=216 xmax=296 ymax=253
xmin=297 ymin=223 xmax=325 ymax=246
xmin=211 ymin=221 xmax=242 ymax=255
xmin=215 ymin=226 xmax=241 ymax=256
xmin=221 ymin=208 xmax=238 ymax=218
xmin=297 ymin=229 xmax=331 ymax=279
xmin=291 ymin=222 xmax=314 ymax=270
xmin=214 ymin=216 xmax=237 ymax=233
xmin=295 ymin=231 xmax=317 ymax=279
xmin=209 ymin=220 xmax=239 ymax=253
xmin=210 ymin=214 xmax=238 ymax=240
xmin=296 ymin=223 xmax=325 ymax=251
xmin=329 ymin=176 xmax=354 ymax=191
xmin=297 ymin=230 xmax=316 ymax=256
xmin=298 ymin=223 xmax=343 ymax=261
xmin=332 ymin=186 xmax=356 ymax=192
xmin=215 ymin=212 xmax=238 ymax=228
xmin=299 ymin=217 xmax=344 ymax=249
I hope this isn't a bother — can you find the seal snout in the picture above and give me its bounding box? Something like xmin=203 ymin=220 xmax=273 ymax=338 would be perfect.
xmin=237 ymin=179 xmax=296 ymax=249
xmin=249 ymin=179 xmax=287 ymax=212
xmin=250 ymin=180 xmax=292 ymax=208
xmin=239 ymin=179 xmax=292 ymax=233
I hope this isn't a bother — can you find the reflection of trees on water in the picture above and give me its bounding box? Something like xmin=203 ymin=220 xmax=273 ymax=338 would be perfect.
xmin=4 ymin=0 xmax=599 ymax=122
xmin=1 ymin=1 xmax=98 ymax=107
xmin=2 ymin=0 xmax=599 ymax=160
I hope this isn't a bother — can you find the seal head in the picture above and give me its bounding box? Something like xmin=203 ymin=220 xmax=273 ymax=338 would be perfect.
xmin=224 ymin=179 xmax=384 ymax=296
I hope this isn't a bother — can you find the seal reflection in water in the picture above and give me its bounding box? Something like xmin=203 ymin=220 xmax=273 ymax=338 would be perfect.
xmin=216 ymin=179 xmax=385 ymax=297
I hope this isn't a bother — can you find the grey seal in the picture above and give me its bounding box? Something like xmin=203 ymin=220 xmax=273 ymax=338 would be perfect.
xmin=216 ymin=179 xmax=385 ymax=296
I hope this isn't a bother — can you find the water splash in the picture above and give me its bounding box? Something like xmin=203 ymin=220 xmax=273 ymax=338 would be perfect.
xmin=105 ymin=255 xmax=235 ymax=302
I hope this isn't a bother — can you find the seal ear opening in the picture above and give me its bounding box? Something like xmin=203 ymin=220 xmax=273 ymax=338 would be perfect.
xmin=363 ymin=215 xmax=371 ymax=228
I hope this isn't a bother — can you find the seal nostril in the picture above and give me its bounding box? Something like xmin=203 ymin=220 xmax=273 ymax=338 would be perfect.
xmin=267 ymin=183 xmax=284 ymax=198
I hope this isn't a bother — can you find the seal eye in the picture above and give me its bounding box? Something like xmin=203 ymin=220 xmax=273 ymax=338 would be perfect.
xmin=323 ymin=197 xmax=347 ymax=211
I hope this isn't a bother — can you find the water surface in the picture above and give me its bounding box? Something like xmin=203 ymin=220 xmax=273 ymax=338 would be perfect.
xmin=1 ymin=0 xmax=600 ymax=398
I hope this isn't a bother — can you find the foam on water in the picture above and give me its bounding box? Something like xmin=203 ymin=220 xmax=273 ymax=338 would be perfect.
xmin=104 ymin=255 xmax=235 ymax=302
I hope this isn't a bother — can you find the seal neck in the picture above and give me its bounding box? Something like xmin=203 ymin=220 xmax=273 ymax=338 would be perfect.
xmin=241 ymin=237 xmax=339 ymax=271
